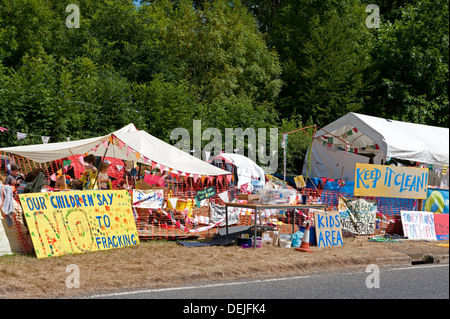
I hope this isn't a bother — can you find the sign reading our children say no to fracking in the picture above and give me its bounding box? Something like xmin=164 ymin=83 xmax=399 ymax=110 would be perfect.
xmin=19 ymin=190 xmax=139 ymax=258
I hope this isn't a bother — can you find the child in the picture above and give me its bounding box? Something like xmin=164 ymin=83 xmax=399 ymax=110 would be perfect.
xmin=98 ymin=161 xmax=111 ymax=190
xmin=4 ymin=164 xmax=24 ymax=186
xmin=79 ymin=154 xmax=98 ymax=190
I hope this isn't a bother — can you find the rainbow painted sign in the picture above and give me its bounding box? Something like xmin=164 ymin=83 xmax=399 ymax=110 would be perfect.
xmin=19 ymin=190 xmax=139 ymax=258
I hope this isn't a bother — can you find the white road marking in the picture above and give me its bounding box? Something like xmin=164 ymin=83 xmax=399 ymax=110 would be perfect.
xmin=85 ymin=263 xmax=448 ymax=298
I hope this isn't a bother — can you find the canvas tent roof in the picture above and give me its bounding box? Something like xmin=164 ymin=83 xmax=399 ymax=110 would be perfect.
xmin=0 ymin=124 xmax=230 ymax=177
xmin=209 ymin=153 xmax=266 ymax=188
xmin=302 ymin=113 xmax=449 ymax=180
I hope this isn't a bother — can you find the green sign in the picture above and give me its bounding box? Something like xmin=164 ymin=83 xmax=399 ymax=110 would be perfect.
xmin=195 ymin=186 xmax=217 ymax=201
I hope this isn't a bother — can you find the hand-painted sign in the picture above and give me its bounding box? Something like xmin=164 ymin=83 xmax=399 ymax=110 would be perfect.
xmin=400 ymin=211 xmax=437 ymax=240
xmin=294 ymin=175 xmax=306 ymax=188
xmin=210 ymin=202 xmax=239 ymax=226
xmin=354 ymin=164 xmax=428 ymax=199
xmin=132 ymin=189 xmax=164 ymax=209
xmin=314 ymin=210 xmax=343 ymax=248
xmin=434 ymin=214 xmax=449 ymax=240
xmin=195 ymin=186 xmax=217 ymax=202
xmin=338 ymin=196 xmax=377 ymax=235
xmin=19 ymin=190 xmax=139 ymax=258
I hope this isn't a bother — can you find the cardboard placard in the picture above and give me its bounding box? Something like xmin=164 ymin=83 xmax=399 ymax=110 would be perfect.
xmin=195 ymin=186 xmax=216 ymax=201
xmin=132 ymin=189 xmax=164 ymax=209
xmin=294 ymin=175 xmax=306 ymax=188
xmin=314 ymin=210 xmax=344 ymax=248
xmin=434 ymin=213 xmax=449 ymax=240
xmin=19 ymin=190 xmax=139 ymax=258
xmin=354 ymin=164 xmax=428 ymax=199
xmin=400 ymin=211 xmax=437 ymax=240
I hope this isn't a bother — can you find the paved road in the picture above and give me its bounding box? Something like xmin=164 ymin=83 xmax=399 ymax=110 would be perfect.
xmin=87 ymin=264 xmax=448 ymax=300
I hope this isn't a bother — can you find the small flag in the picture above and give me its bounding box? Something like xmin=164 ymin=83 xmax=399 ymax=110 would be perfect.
xmin=41 ymin=136 xmax=50 ymax=144
xmin=218 ymin=191 xmax=229 ymax=203
xmin=17 ymin=132 xmax=27 ymax=141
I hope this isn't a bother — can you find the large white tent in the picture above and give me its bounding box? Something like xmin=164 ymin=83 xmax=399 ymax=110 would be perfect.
xmin=0 ymin=124 xmax=230 ymax=177
xmin=302 ymin=113 xmax=449 ymax=181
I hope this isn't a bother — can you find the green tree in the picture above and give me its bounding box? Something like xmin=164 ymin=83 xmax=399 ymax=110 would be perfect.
xmin=366 ymin=0 xmax=449 ymax=127
xmin=270 ymin=0 xmax=373 ymax=126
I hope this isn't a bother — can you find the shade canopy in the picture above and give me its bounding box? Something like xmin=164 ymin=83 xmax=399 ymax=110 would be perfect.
xmin=0 ymin=124 xmax=230 ymax=177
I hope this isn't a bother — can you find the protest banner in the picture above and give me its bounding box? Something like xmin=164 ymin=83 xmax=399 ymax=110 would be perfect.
xmin=338 ymin=196 xmax=377 ymax=235
xmin=354 ymin=164 xmax=428 ymax=199
xmin=400 ymin=211 xmax=437 ymax=240
xmin=19 ymin=190 xmax=139 ymax=258
xmin=132 ymin=189 xmax=164 ymax=209
xmin=434 ymin=214 xmax=449 ymax=240
xmin=210 ymin=202 xmax=239 ymax=226
xmin=314 ymin=210 xmax=343 ymax=248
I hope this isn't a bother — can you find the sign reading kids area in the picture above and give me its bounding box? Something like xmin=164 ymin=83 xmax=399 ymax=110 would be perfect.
xmin=354 ymin=164 xmax=428 ymax=199
xmin=19 ymin=190 xmax=139 ymax=258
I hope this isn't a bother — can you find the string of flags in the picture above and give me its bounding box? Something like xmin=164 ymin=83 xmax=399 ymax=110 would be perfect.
xmin=0 ymin=125 xmax=52 ymax=144
xmin=316 ymin=127 xmax=380 ymax=155
xmin=89 ymin=134 xmax=233 ymax=184
xmin=1 ymin=125 xmax=233 ymax=183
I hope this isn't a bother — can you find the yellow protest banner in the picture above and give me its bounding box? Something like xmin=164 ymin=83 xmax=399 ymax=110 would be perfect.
xmin=19 ymin=190 xmax=139 ymax=258
xmin=354 ymin=164 xmax=428 ymax=199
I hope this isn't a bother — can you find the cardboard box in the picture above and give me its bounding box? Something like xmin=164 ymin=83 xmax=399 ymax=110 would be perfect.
xmin=238 ymin=193 xmax=260 ymax=203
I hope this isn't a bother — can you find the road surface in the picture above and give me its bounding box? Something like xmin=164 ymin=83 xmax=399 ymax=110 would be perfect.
xmin=87 ymin=264 xmax=448 ymax=300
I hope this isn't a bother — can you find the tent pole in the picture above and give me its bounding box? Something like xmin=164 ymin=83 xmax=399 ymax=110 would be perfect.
xmin=283 ymin=133 xmax=287 ymax=181
xmin=93 ymin=140 xmax=110 ymax=190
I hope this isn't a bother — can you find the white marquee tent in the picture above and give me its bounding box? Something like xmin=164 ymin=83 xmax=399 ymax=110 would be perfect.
xmin=302 ymin=113 xmax=449 ymax=181
xmin=0 ymin=124 xmax=230 ymax=177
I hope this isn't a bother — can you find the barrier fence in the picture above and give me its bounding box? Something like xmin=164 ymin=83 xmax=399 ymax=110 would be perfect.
xmin=2 ymin=153 xmax=416 ymax=253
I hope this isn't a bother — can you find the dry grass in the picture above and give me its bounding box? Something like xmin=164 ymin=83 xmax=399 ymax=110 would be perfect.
xmin=1 ymin=238 xmax=448 ymax=299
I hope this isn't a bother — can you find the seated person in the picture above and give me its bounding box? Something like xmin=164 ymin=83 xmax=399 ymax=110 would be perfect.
xmin=4 ymin=164 xmax=24 ymax=186
xmin=17 ymin=168 xmax=47 ymax=193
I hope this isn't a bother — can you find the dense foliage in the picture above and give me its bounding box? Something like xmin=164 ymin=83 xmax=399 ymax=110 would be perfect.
xmin=0 ymin=0 xmax=448 ymax=174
